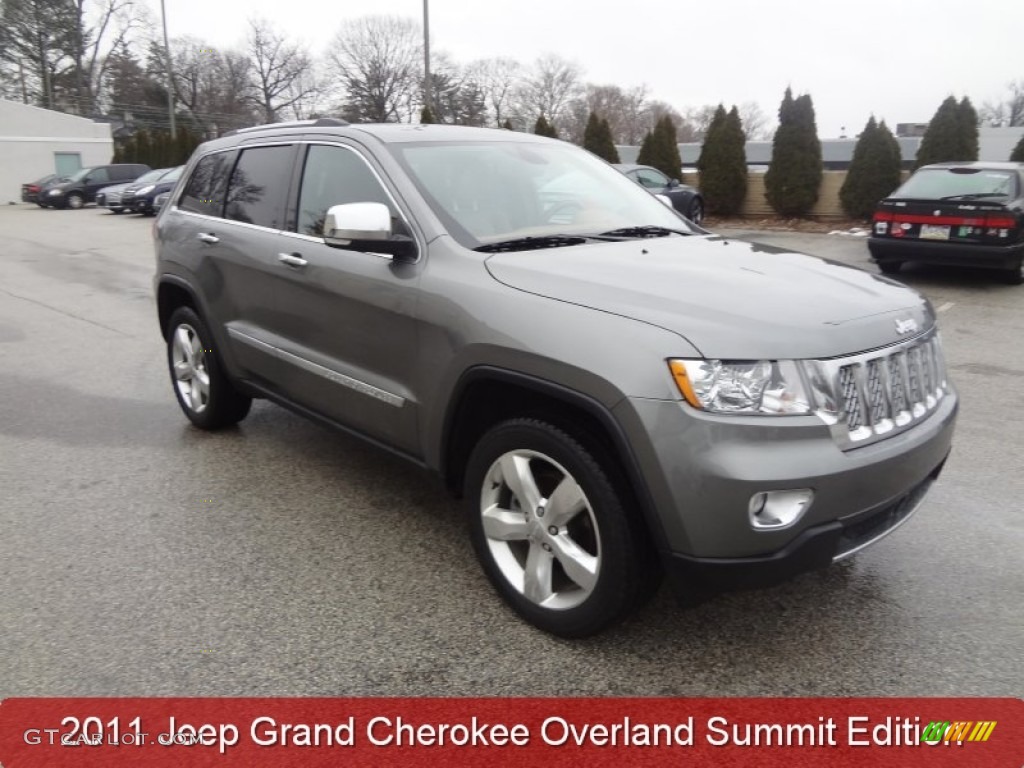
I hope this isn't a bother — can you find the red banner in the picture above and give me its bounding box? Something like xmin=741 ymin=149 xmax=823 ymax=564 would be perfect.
xmin=1 ymin=697 xmax=1020 ymax=767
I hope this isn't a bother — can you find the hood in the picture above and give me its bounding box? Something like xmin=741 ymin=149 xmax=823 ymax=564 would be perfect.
xmin=484 ymin=234 xmax=934 ymax=359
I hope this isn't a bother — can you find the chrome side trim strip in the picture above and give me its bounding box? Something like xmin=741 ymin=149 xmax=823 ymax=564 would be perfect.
xmin=227 ymin=328 xmax=405 ymax=407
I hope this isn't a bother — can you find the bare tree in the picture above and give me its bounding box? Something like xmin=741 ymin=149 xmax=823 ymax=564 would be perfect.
xmin=513 ymin=53 xmax=584 ymax=129
xmin=468 ymin=56 xmax=522 ymax=126
xmin=738 ymin=101 xmax=772 ymax=140
xmin=645 ymin=100 xmax=697 ymax=142
xmin=564 ymin=83 xmax=651 ymax=145
xmin=162 ymin=37 xmax=256 ymax=135
xmin=245 ymin=17 xmax=316 ymax=122
xmin=327 ymin=15 xmax=421 ymax=123
xmin=980 ymin=80 xmax=1024 ymax=127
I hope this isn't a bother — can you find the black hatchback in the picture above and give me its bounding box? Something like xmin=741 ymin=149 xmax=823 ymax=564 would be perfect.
xmin=868 ymin=162 xmax=1024 ymax=284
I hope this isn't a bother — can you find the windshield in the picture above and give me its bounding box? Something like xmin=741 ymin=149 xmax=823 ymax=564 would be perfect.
xmin=68 ymin=168 xmax=91 ymax=182
xmin=390 ymin=139 xmax=694 ymax=249
xmin=161 ymin=166 xmax=183 ymax=182
xmin=893 ymin=168 xmax=1018 ymax=200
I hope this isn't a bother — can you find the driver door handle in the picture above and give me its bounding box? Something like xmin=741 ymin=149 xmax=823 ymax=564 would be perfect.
xmin=278 ymin=252 xmax=308 ymax=268
xmin=196 ymin=232 xmax=219 ymax=244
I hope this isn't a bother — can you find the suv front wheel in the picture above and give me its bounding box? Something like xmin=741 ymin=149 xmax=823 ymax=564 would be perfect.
xmin=464 ymin=419 xmax=653 ymax=637
xmin=166 ymin=306 xmax=252 ymax=429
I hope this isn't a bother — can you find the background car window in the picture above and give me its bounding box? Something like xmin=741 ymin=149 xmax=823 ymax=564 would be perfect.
xmin=297 ymin=144 xmax=399 ymax=237
xmin=224 ymin=146 xmax=293 ymax=228
xmin=87 ymin=168 xmax=110 ymax=184
xmin=635 ymin=168 xmax=668 ymax=189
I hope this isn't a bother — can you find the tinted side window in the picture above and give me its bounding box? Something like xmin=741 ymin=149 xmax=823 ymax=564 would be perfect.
xmin=224 ymin=145 xmax=293 ymax=229
xmin=297 ymin=144 xmax=400 ymax=237
xmin=87 ymin=168 xmax=110 ymax=184
xmin=179 ymin=152 xmax=234 ymax=215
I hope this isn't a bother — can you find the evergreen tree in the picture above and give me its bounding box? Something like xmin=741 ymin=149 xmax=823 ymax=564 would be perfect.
xmin=697 ymin=104 xmax=748 ymax=215
xmin=839 ymin=117 xmax=903 ymax=219
xmin=1011 ymin=133 xmax=1024 ymax=162
xmin=583 ymin=112 xmax=602 ymax=153
xmin=636 ymin=131 xmax=655 ymax=167
xmin=599 ymin=118 xmax=620 ymax=164
xmin=533 ymin=115 xmax=558 ymax=138
xmin=958 ymin=96 xmax=979 ymax=160
xmin=916 ymin=96 xmax=977 ymax=167
xmin=638 ymin=116 xmax=682 ymax=178
xmin=582 ymin=112 xmax=619 ymax=162
xmin=765 ymin=88 xmax=823 ymax=217
xmin=420 ymin=105 xmax=436 ymax=124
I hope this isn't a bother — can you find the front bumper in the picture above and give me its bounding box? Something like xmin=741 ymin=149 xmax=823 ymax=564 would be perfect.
xmin=868 ymin=236 xmax=1024 ymax=270
xmin=616 ymin=388 xmax=958 ymax=594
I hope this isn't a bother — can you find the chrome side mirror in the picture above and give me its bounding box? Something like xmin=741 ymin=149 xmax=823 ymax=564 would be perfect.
xmin=324 ymin=202 xmax=392 ymax=243
xmin=323 ymin=202 xmax=417 ymax=261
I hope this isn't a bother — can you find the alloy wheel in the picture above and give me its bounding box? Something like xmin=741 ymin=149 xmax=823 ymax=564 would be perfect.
xmin=170 ymin=323 xmax=210 ymax=413
xmin=479 ymin=449 xmax=601 ymax=610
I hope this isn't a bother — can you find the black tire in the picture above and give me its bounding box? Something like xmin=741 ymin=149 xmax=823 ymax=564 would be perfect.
xmin=1002 ymin=260 xmax=1023 ymax=285
xmin=464 ymin=418 xmax=655 ymax=637
xmin=111 ymin=208 xmax=123 ymax=215
xmin=65 ymin=193 xmax=84 ymax=210
xmin=878 ymin=261 xmax=902 ymax=275
xmin=687 ymin=197 xmax=704 ymax=226
xmin=165 ymin=306 xmax=252 ymax=429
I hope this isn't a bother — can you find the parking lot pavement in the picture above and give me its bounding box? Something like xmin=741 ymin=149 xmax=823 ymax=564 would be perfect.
xmin=1 ymin=206 xmax=1021 ymax=698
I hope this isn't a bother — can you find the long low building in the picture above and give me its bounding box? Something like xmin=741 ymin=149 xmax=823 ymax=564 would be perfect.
xmin=617 ymin=126 xmax=1024 ymax=171
xmin=0 ymin=99 xmax=114 ymax=204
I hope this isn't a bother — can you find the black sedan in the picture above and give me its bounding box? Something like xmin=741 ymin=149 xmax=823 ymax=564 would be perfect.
xmin=869 ymin=161 xmax=1024 ymax=284
xmin=614 ymin=163 xmax=704 ymax=225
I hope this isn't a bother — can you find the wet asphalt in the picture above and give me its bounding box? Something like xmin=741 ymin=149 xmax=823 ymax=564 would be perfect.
xmin=1 ymin=207 xmax=1021 ymax=697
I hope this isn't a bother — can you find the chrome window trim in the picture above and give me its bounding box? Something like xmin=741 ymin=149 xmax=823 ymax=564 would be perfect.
xmin=227 ymin=328 xmax=405 ymax=407
xmin=175 ymin=139 xmax=424 ymax=261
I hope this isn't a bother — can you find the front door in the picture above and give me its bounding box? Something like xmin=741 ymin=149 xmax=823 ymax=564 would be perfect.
xmin=263 ymin=142 xmax=423 ymax=455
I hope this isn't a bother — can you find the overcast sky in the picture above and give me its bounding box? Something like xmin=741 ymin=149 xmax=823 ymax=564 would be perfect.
xmin=156 ymin=0 xmax=1023 ymax=138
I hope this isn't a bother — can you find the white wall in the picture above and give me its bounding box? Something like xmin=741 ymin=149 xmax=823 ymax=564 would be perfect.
xmin=0 ymin=100 xmax=114 ymax=204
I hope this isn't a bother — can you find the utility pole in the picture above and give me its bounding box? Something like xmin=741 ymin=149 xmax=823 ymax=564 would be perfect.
xmin=423 ymin=0 xmax=433 ymax=116
xmin=160 ymin=0 xmax=176 ymax=138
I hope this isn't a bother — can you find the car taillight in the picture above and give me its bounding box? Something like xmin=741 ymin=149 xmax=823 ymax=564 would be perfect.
xmin=872 ymin=210 xmax=892 ymax=235
xmin=985 ymin=215 xmax=1016 ymax=229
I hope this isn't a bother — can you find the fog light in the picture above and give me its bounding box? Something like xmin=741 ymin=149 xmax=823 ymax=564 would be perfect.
xmin=748 ymin=489 xmax=814 ymax=530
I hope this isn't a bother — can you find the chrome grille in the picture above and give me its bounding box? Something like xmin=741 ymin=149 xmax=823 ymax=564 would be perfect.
xmin=808 ymin=330 xmax=949 ymax=450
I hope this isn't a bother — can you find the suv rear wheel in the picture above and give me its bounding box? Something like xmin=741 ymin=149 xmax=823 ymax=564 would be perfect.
xmin=464 ymin=418 xmax=652 ymax=637
xmin=166 ymin=306 xmax=252 ymax=429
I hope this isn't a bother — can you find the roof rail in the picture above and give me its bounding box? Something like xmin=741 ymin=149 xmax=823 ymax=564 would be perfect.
xmin=223 ymin=117 xmax=350 ymax=137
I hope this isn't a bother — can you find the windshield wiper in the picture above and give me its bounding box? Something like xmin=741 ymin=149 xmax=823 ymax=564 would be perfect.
xmin=939 ymin=193 xmax=1008 ymax=200
xmin=597 ymin=225 xmax=693 ymax=239
xmin=474 ymin=235 xmax=591 ymax=253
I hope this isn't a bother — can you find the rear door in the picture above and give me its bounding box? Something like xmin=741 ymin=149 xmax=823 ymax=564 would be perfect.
xmin=196 ymin=143 xmax=300 ymax=388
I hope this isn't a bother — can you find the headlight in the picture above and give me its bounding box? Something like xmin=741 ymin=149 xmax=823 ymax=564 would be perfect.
xmin=48 ymin=189 xmax=62 ymax=196
xmin=137 ymin=185 xmax=154 ymax=195
xmin=668 ymin=359 xmax=811 ymax=415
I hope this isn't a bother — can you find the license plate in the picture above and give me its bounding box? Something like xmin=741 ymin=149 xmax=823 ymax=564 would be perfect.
xmin=919 ymin=224 xmax=950 ymax=241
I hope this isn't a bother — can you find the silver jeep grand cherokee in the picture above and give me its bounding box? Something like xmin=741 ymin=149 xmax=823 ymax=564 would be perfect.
xmin=154 ymin=119 xmax=957 ymax=637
